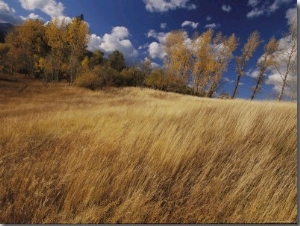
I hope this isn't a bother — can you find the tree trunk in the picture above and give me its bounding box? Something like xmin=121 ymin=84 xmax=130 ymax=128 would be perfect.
xmin=232 ymin=75 xmax=241 ymax=99
xmin=251 ymin=77 xmax=261 ymax=100
xmin=277 ymin=74 xmax=287 ymax=101
xmin=207 ymin=82 xmax=217 ymax=98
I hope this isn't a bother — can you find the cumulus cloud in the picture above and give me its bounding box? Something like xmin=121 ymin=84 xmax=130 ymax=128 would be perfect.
xmin=138 ymin=43 xmax=149 ymax=50
xmin=246 ymin=69 xmax=260 ymax=78
xmin=285 ymin=7 xmax=296 ymax=25
xmin=0 ymin=0 xmax=22 ymax=24
xmin=146 ymin=29 xmax=169 ymax=59
xmin=248 ymin=0 xmax=260 ymax=7
xmin=87 ymin=26 xmax=139 ymax=63
xmin=147 ymin=29 xmax=169 ymax=43
xmin=247 ymin=0 xmax=292 ymax=19
xmin=148 ymin=42 xmax=166 ymax=59
xmin=88 ymin=34 xmax=103 ymax=51
xmin=20 ymin=12 xmax=44 ymax=21
xmin=206 ymin=15 xmax=212 ymax=21
xmin=222 ymin=5 xmax=232 ymax=12
xmin=160 ymin=22 xmax=167 ymax=29
xmin=181 ymin=20 xmax=198 ymax=29
xmin=143 ymin=57 xmax=161 ymax=68
xmin=143 ymin=0 xmax=196 ymax=13
xmin=204 ymin=23 xmax=220 ymax=29
xmin=111 ymin=26 xmax=129 ymax=39
xmin=19 ymin=0 xmax=64 ymax=18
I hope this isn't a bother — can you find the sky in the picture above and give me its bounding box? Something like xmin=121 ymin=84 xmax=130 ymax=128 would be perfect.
xmin=0 ymin=0 xmax=297 ymax=99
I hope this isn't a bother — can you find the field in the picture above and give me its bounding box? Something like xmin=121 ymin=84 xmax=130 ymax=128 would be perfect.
xmin=0 ymin=74 xmax=297 ymax=223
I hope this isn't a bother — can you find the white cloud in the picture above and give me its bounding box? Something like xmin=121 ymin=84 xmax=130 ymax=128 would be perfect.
xmin=269 ymin=0 xmax=292 ymax=12
xmin=204 ymin=23 xmax=220 ymax=29
xmin=111 ymin=26 xmax=129 ymax=39
xmin=0 ymin=0 xmax=13 ymax=12
xmin=160 ymin=22 xmax=167 ymax=29
xmin=0 ymin=0 xmax=22 ymax=24
xmin=138 ymin=43 xmax=149 ymax=50
xmin=247 ymin=0 xmax=292 ymax=19
xmin=142 ymin=57 xmax=160 ymax=69
xmin=148 ymin=42 xmax=166 ymax=59
xmin=247 ymin=8 xmax=264 ymax=18
xmin=246 ymin=69 xmax=260 ymax=78
xmin=181 ymin=20 xmax=198 ymax=29
xmin=286 ymin=7 xmax=296 ymax=25
xmin=206 ymin=16 xmax=212 ymax=21
xmin=147 ymin=29 xmax=169 ymax=43
xmin=87 ymin=26 xmax=138 ymax=63
xmin=248 ymin=0 xmax=260 ymax=7
xmin=222 ymin=4 xmax=232 ymax=12
xmin=151 ymin=62 xmax=160 ymax=68
xmin=43 ymin=15 xmax=72 ymax=26
xmin=143 ymin=0 xmax=196 ymax=13
xmin=20 ymin=12 xmax=44 ymax=21
xmin=19 ymin=0 xmax=65 ymax=18
xmin=87 ymin=34 xmax=103 ymax=51
xmin=223 ymin=77 xmax=236 ymax=83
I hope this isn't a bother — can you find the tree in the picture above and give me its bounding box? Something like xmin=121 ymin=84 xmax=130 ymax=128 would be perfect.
xmin=5 ymin=28 xmax=28 ymax=74
xmin=232 ymin=31 xmax=260 ymax=99
xmin=192 ymin=29 xmax=216 ymax=96
xmin=0 ymin=43 xmax=10 ymax=72
xmin=206 ymin=32 xmax=239 ymax=98
xmin=81 ymin=56 xmax=90 ymax=72
xmin=138 ymin=58 xmax=153 ymax=86
xmin=90 ymin=49 xmax=104 ymax=67
xmin=108 ymin=50 xmax=126 ymax=72
xmin=273 ymin=21 xmax=297 ymax=101
xmin=251 ymin=37 xmax=279 ymax=100
xmin=120 ymin=67 xmax=144 ymax=86
xmin=164 ymin=30 xmax=192 ymax=83
xmin=66 ymin=17 xmax=89 ymax=84
xmin=145 ymin=68 xmax=165 ymax=90
xmin=45 ymin=18 xmax=69 ymax=81
xmin=191 ymin=29 xmax=238 ymax=97
xmin=5 ymin=19 xmax=48 ymax=77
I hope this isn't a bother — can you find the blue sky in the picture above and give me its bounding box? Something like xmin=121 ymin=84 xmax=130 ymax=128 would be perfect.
xmin=0 ymin=0 xmax=297 ymax=99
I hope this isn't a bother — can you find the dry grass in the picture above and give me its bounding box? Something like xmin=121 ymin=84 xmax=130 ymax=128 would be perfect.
xmin=0 ymin=75 xmax=297 ymax=223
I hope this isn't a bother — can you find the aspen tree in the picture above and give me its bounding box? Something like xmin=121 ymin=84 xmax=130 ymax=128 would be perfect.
xmin=164 ymin=30 xmax=192 ymax=83
xmin=251 ymin=37 xmax=279 ymax=100
xmin=67 ymin=17 xmax=89 ymax=84
xmin=274 ymin=21 xmax=297 ymax=101
xmin=192 ymin=29 xmax=215 ymax=96
xmin=232 ymin=31 xmax=260 ymax=99
xmin=206 ymin=33 xmax=238 ymax=98
xmin=6 ymin=20 xmax=47 ymax=76
xmin=45 ymin=19 xmax=68 ymax=81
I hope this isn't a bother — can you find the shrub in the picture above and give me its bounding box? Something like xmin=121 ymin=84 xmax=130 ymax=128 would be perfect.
xmin=74 ymin=71 xmax=101 ymax=90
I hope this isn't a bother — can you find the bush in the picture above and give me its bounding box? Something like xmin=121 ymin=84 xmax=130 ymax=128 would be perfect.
xmin=74 ymin=71 xmax=101 ymax=90
xmin=145 ymin=69 xmax=165 ymax=90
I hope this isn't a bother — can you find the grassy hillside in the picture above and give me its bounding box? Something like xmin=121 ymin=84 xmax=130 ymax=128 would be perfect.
xmin=0 ymin=75 xmax=297 ymax=223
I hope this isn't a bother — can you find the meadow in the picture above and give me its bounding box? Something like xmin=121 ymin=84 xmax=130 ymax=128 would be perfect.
xmin=0 ymin=75 xmax=297 ymax=223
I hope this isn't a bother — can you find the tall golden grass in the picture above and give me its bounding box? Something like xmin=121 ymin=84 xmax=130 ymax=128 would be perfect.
xmin=0 ymin=76 xmax=297 ymax=223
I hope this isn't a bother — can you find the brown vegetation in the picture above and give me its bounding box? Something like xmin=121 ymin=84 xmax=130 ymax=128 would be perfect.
xmin=0 ymin=75 xmax=297 ymax=223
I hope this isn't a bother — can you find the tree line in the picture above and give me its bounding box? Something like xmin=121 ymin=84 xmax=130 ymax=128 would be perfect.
xmin=0 ymin=17 xmax=296 ymax=101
